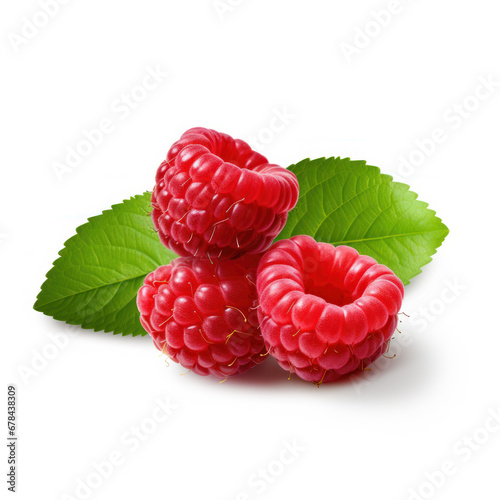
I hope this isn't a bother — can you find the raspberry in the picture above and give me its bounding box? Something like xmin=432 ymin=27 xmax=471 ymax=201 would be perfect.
xmin=137 ymin=254 xmax=267 ymax=379
xmin=151 ymin=127 xmax=299 ymax=260
xmin=256 ymin=235 xmax=404 ymax=384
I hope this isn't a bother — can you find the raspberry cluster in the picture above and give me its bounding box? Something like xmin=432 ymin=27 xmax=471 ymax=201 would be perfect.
xmin=137 ymin=255 xmax=266 ymax=379
xmin=138 ymin=127 xmax=404 ymax=384
xmin=256 ymin=236 xmax=404 ymax=384
xmin=151 ymin=127 xmax=299 ymax=260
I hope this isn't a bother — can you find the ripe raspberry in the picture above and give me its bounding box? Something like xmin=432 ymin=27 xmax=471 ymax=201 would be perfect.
xmin=151 ymin=127 xmax=299 ymax=260
xmin=256 ymin=235 xmax=404 ymax=384
xmin=137 ymin=254 xmax=267 ymax=379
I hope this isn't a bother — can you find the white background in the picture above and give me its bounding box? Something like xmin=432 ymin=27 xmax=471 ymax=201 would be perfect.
xmin=1 ymin=1 xmax=499 ymax=499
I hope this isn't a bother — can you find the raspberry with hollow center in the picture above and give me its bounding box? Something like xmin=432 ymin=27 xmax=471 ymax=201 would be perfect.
xmin=137 ymin=254 xmax=267 ymax=379
xmin=256 ymin=235 xmax=404 ymax=384
xmin=151 ymin=127 xmax=299 ymax=260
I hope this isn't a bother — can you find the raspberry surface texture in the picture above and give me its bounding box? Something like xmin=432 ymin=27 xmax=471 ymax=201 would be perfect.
xmin=256 ymin=235 xmax=404 ymax=384
xmin=137 ymin=254 xmax=267 ymax=379
xmin=151 ymin=127 xmax=299 ymax=259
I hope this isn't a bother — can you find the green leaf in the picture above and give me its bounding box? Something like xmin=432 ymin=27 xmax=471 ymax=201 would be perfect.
xmin=34 ymin=193 xmax=176 ymax=336
xmin=278 ymin=157 xmax=449 ymax=285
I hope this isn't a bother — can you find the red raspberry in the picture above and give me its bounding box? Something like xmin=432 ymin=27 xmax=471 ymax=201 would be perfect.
xmin=256 ymin=236 xmax=404 ymax=384
xmin=151 ymin=127 xmax=299 ymax=260
xmin=137 ymin=254 xmax=267 ymax=379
